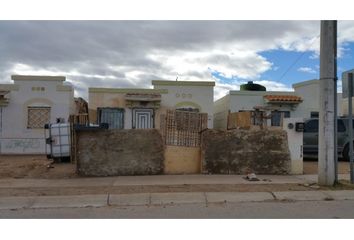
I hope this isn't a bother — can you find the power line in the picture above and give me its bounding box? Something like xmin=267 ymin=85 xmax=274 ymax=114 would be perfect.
xmin=278 ymin=34 xmax=320 ymax=82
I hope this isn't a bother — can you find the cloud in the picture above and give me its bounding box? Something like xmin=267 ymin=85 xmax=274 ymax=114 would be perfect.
xmin=0 ymin=20 xmax=353 ymax=100
xmin=297 ymin=67 xmax=317 ymax=74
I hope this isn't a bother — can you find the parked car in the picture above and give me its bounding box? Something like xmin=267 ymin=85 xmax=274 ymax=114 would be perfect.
xmin=303 ymin=118 xmax=354 ymax=161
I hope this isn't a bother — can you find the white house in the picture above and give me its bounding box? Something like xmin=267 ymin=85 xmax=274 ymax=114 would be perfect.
xmin=0 ymin=75 xmax=75 ymax=154
xmin=88 ymin=80 xmax=215 ymax=129
xmin=214 ymin=79 xmax=343 ymax=129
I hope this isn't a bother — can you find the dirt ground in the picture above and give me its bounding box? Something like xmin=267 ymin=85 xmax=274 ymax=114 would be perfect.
xmin=0 ymin=155 xmax=352 ymax=196
xmin=0 ymin=155 xmax=77 ymax=179
xmin=0 ymin=155 xmax=351 ymax=178
xmin=303 ymin=159 xmax=350 ymax=174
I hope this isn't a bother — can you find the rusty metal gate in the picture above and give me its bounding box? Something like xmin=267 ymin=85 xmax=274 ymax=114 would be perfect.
xmin=161 ymin=109 xmax=208 ymax=147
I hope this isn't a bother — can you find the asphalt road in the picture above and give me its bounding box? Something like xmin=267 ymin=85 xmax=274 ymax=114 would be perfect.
xmin=2 ymin=200 xmax=354 ymax=219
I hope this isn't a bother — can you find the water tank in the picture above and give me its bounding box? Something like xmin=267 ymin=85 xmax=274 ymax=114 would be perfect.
xmin=45 ymin=123 xmax=71 ymax=162
xmin=240 ymin=81 xmax=266 ymax=91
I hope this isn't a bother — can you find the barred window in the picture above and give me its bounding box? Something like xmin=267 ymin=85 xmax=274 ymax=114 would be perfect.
xmin=27 ymin=107 xmax=50 ymax=129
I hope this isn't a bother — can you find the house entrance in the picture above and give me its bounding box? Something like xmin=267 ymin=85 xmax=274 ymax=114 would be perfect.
xmin=132 ymin=108 xmax=154 ymax=129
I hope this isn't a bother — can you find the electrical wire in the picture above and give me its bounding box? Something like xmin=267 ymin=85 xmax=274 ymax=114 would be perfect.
xmin=278 ymin=34 xmax=320 ymax=82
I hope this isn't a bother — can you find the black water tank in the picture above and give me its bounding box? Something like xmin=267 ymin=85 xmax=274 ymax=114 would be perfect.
xmin=240 ymin=81 xmax=266 ymax=91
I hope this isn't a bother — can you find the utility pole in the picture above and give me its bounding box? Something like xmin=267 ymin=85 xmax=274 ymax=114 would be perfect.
xmin=318 ymin=20 xmax=338 ymax=186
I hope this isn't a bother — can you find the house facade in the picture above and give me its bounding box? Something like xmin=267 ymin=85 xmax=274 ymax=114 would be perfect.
xmin=214 ymin=79 xmax=343 ymax=129
xmin=88 ymin=80 xmax=215 ymax=129
xmin=0 ymin=75 xmax=75 ymax=154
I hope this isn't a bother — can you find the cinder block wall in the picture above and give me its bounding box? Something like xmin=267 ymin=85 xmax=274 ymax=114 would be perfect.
xmin=201 ymin=129 xmax=291 ymax=174
xmin=76 ymin=129 xmax=164 ymax=176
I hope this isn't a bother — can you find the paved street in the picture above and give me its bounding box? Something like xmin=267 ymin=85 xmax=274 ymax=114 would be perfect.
xmin=1 ymin=200 xmax=354 ymax=218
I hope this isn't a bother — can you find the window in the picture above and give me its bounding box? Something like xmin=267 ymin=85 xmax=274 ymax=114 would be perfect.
xmin=304 ymin=119 xmax=318 ymax=133
xmin=337 ymin=119 xmax=346 ymax=132
xmin=271 ymin=111 xmax=290 ymax=126
xmin=97 ymin=108 xmax=124 ymax=129
xmin=27 ymin=107 xmax=50 ymax=129
xmin=310 ymin=111 xmax=319 ymax=118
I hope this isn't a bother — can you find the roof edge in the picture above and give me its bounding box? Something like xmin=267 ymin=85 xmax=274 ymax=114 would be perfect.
xmin=89 ymin=88 xmax=168 ymax=94
xmin=11 ymin=75 xmax=66 ymax=82
xmin=292 ymin=79 xmax=318 ymax=89
xmin=152 ymin=80 xmax=215 ymax=87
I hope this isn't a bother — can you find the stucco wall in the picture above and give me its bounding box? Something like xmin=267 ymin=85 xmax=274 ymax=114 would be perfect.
xmin=164 ymin=145 xmax=201 ymax=174
xmin=76 ymin=129 xmax=164 ymax=176
xmin=0 ymin=78 xmax=74 ymax=154
xmin=294 ymin=79 xmax=342 ymax=118
xmin=213 ymin=95 xmax=230 ymax=129
xmin=88 ymin=90 xmax=165 ymax=129
xmin=153 ymin=83 xmax=214 ymax=128
xmin=201 ymin=129 xmax=291 ymax=174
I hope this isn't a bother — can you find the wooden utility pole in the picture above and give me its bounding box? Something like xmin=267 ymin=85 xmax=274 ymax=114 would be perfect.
xmin=318 ymin=20 xmax=338 ymax=186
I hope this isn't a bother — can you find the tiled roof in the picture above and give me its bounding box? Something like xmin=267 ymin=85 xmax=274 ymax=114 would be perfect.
xmin=264 ymin=95 xmax=303 ymax=103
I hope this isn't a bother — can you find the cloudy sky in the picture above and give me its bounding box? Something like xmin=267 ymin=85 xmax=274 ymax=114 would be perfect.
xmin=1 ymin=20 xmax=354 ymax=100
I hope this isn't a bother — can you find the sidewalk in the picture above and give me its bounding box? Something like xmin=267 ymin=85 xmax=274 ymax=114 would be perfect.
xmin=0 ymin=174 xmax=353 ymax=210
xmin=0 ymin=174 xmax=350 ymax=189
xmin=1 ymin=190 xmax=354 ymax=210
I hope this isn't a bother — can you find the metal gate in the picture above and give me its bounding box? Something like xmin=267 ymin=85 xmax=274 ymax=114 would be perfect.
xmin=98 ymin=108 xmax=124 ymax=129
xmin=132 ymin=108 xmax=154 ymax=129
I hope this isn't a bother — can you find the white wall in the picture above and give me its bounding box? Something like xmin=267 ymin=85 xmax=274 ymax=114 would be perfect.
xmin=0 ymin=78 xmax=74 ymax=154
xmin=283 ymin=117 xmax=304 ymax=174
xmin=293 ymin=79 xmax=342 ymax=118
xmin=154 ymin=84 xmax=214 ymax=128
xmin=213 ymin=95 xmax=230 ymax=129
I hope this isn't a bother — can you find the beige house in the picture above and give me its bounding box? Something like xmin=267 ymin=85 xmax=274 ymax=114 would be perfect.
xmin=0 ymin=75 xmax=75 ymax=154
xmin=88 ymin=80 xmax=215 ymax=129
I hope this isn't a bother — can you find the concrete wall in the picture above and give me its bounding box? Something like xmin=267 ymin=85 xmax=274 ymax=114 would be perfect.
xmin=76 ymin=129 xmax=164 ymax=176
xmin=164 ymin=145 xmax=201 ymax=174
xmin=282 ymin=118 xmax=304 ymax=174
xmin=88 ymin=91 xmax=128 ymax=125
xmin=0 ymin=77 xmax=74 ymax=154
xmin=213 ymin=95 xmax=230 ymax=129
xmin=293 ymin=79 xmax=342 ymax=118
xmin=88 ymin=89 xmax=166 ymax=129
xmin=201 ymin=129 xmax=291 ymax=174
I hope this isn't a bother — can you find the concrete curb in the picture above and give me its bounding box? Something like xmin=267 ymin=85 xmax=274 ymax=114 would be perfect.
xmin=1 ymin=190 xmax=354 ymax=210
xmin=0 ymin=194 xmax=108 ymax=210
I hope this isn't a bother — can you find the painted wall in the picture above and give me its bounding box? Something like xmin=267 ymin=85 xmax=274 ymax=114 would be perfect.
xmin=293 ymin=79 xmax=342 ymax=118
xmin=213 ymin=95 xmax=230 ymax=129
xmin=282 ymin=118 xmax=304 ymax=174
xmin=153 ymin=82 xmax=214 ymax=128
xmin=0 ymin=77 xmax=74 ymax=154
xmin=88 ymin=90 xmax=164 ymax=129
xmin=213 ymin=79 xmax=343 ymax=130
xmin=164 ymin=145 xmax=201 ymax=174
xmin=88 ymin=91 xmax=132 ymax=128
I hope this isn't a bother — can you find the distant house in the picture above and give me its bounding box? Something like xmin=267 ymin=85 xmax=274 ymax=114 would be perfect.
xmin=0 ymin=75 xmax=75 ymax=154
xmin=213 ymin=79 xmax=343 ymax=129
xmin=88 ymin=80 xmax=215 ymax=129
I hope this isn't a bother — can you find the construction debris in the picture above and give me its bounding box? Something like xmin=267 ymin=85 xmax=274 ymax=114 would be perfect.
xmin=243 ymin=173 xmax=260 ymax=181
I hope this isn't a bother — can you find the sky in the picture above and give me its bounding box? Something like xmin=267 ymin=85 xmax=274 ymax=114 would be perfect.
xmin=1 ymin=20 xmax=354 ymax=100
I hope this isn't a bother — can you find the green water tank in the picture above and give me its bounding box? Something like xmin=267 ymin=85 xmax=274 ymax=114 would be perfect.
xmin=240 ymin=81 xmax=266 ymax=91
